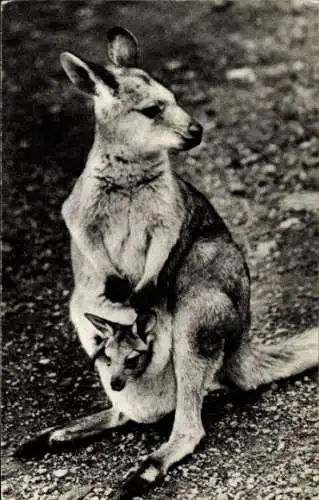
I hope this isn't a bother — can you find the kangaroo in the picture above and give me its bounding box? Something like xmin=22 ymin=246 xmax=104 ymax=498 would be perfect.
xmin=16 ymin=27 xmax=318 ymax=500
xmin=86 ymin=311 xmax=157 ymax=393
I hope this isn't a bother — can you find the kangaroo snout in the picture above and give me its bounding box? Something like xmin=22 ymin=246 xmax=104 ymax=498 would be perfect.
xmin=180 ymin=120 xmax=203 ymax=150
xmin=110 ymin=375 xmax=126 ymax=392
xmin=188 ymin=121 xmax=203 ymax=139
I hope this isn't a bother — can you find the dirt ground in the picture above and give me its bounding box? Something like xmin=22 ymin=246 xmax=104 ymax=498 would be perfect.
xmin=2 ymin=1 xmax=319 ymax=499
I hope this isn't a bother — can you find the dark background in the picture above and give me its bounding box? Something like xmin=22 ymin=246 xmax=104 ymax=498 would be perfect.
xmin=2 ymin=1 xmax=318 ymax=499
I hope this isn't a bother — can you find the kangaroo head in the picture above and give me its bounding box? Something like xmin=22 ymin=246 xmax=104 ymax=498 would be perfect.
xmin=85 ymin=311 xmax=156 ymax=391
xmin=60 ymin=27 xmax=202 ymax=157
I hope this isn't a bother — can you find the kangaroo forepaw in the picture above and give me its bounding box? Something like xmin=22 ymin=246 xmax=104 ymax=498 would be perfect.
xmin=112 ymin=457 xmax=164 ymax=499
xmin=15 ymin=427 xmax=57 ymax=459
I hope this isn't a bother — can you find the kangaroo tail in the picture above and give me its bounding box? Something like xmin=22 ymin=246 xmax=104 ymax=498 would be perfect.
xmin=226 ymin=327 xmax=318 ymax=390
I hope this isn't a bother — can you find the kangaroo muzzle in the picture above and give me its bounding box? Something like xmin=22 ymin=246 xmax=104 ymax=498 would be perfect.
xmin=180 ymin=120 xmax=203 ymax=150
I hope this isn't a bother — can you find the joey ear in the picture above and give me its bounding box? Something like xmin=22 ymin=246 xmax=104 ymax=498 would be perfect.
xmin=135 ymin=311 xmax=157 ymax=339
xmin=85 ymin=312 xmax=115 ymax=335
xmin=145 ymin=312 xmax=156 ymax=334
xmin=60 ymin=52 xmax=118 ymax=96
xmin=107 ymin=27 xmax=139 ymax=67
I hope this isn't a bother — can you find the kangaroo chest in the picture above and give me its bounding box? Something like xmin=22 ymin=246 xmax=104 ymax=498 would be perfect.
xmin=99 ymin=192 xmax=156 ymax=281
xmin=64 ymin=172 xmax=183 ymax=286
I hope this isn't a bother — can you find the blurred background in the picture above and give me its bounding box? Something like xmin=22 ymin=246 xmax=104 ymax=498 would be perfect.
xmin=2 ymin=1 xmax=319 ymax=499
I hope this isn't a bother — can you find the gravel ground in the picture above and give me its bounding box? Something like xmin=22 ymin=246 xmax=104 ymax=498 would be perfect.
xmin=2 ymin=1 xmax=319 ymax=499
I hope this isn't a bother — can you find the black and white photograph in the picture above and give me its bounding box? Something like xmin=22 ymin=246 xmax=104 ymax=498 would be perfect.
xmin=2 ymin=1 xmax=319 ymax=499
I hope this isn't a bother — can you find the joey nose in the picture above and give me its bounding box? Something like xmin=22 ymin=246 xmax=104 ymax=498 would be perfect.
xmin=110 ymin=376 xmax=126 ymax=392
xmin=188 ymin=121 xmax=203 ymax=139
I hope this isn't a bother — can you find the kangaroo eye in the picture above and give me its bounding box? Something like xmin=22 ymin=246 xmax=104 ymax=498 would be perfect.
xmin=139 ymin=104 xmax=163 ymax=119
xmin=125 ymin=353 xmax=140 ymax=370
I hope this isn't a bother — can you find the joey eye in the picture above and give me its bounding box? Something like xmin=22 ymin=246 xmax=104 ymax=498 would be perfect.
xmin=104 ymin=354 xmax=111 ymax=366
xmin=125 ymin=353 xmax=140 ymax=370
xmin=138 ymin=104 xmax=163 ymax=119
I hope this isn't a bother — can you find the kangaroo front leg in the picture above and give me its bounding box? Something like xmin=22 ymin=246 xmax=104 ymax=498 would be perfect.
xmin=15 ymin=407 xmax=128 ymax=459
xmin=134 ymin=229 xmax=176 ymax=293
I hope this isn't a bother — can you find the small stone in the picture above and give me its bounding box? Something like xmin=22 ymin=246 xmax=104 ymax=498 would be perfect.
xmin=271 ymin=383 xmax=278 ymax=391
xmin=292 ymin=18 xmax=307 ymax=42
xmin=230 ymin=181 xmax=246 ymax=195
xmin=37 ymin=466 xmax=48 ymax=474
xmin=279 ymin=217 xmax=300 ymax=230
xmin=262 ymin=63 xmax=289 ymax=79
xmin=183 ymin=70 xmax=196 ymax=81
xmin=2 ymin=243 xmax=13 ymax=253
xmin=42 ymin=485 xmax=54 ymax=494
xmin=265 ymin=144 xmax=279 ymax=155
xmin=215 ymin=156 xmax=232 ymax=169
xmin=287 ymin=120 xmax=305 ymax=139
xmin=277 ymin=441 xmax=285 ymax=451
xmin=164 ymin=59 xmax=183 ymax=71
xmin=1 ymin=481 xmax=11 ymax=494
xmin=292 ymin=60 xmax=305 ymax=72
xmin=263 ymin=163 xmax=277 ymax=175
xmin=241 ymin=153 xmax=260 ymax=166
xmin=269 ymin=208 xmax=277 ymax=219
xmin=186 ymin=91 xmax=208 ymax=104
xmin=210 ymin=0 xmax=233 ymax=10
xmin=86 ymin=445 xmax=94 ymax=453
xmin=290 ymin=475 xmax=299 ymax=485
xmin=281 ymin=192 xmax=319 ymax=213
xmin=274 ymin=328 xmax=289 ymax=335
xmin=226 ymin=67 xmax=256 ymax=84
xmin=38 ymin=358 xmax=50 ymax=365
xmin=216 ymin=494 xmax=229 ymax=500
xmin=53 ymin=468 xmax=68 ymax=478
xmin=59 ymin=485 xmax=93 ymax=500
xmin=256 ymin=240 xmax=277 ymax=258
xmin=49 ymin=104 xmax=62 ymax=115
xmin=19 ymin=139 xmax=30 ymax=149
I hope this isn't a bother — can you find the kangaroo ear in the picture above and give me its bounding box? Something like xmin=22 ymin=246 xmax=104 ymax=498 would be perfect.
xmin=85 ymin=312 xmax=115 ymax=335
xmin=107 ymin=27 xmax=139 ymax=67
xmin=60 ymin=52 xmax=118 ymax=96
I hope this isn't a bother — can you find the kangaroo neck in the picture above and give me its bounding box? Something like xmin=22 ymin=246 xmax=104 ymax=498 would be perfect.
xmin=85 ymin=129 xmax=170 ymax=190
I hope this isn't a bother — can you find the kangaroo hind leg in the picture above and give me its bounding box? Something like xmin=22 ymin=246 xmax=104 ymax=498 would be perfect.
xmin=113 ymin=288 xmax=237 ymax=499
xmin=15 ymin=407 xmax=128 ymax=459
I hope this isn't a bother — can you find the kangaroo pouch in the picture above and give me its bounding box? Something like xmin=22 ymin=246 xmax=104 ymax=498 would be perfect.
xmin=96 ymin=358 xmax=176 ymax=424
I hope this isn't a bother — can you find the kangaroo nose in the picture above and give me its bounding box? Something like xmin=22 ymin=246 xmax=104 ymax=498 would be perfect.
xmin=110 ymin=376 xmax=126 ymax=392
xmin=188 ymin=121 xmax=203 ymax=139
